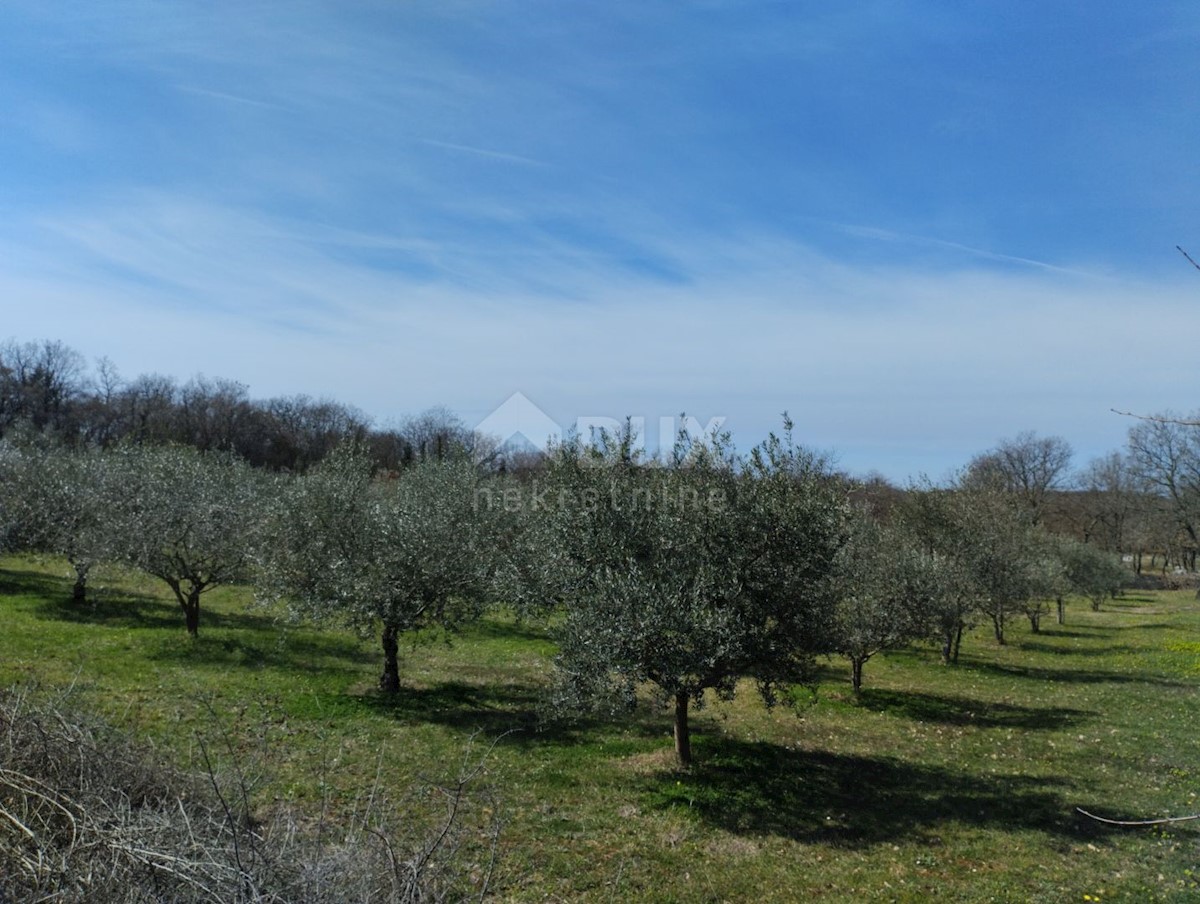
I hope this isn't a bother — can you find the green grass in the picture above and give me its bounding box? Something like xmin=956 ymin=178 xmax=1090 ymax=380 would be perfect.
xmin=2 ymin=554 xmax=1199 ymax=902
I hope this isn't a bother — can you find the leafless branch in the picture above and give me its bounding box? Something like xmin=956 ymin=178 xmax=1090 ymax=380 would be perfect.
xmin=0 ymin=687 xmax=505 ymax=903
xmin=1177 ymin=245 xmax=1200 ymax=273
xmin=1111 ymin=409 xmax=1200 ymax=427
xmin=1076 ymin=806 xmax=1200 ymax=827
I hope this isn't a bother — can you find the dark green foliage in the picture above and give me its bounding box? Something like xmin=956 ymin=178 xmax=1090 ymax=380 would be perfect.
xmin=257 ymin=446 xmax=500 ymax=692
xmin=107 ymin=444 xmax=271 ymax=636
xmin=0 ymin=441 xmax=113 ymax=601
xmin=1057 ymin=536 xmax=1128 ymax=612
xmin=529 ymin=418 xmax=849 ymax=766
xmin=828 ymin=514 xmax=957 ymax=691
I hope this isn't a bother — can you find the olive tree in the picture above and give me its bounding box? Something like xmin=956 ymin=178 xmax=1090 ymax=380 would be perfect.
xmin=900 ymin=485 xmax=982 ymax=664
xmin=957 ymin=493 xmax=1044 ymax=646
xmin=0 ymin=443 xmax=113 ymax=601
xmin=1057 ymin=537 xmax=1127 ymax=613
xmin=107 ymin=444 xmax=268 ymax=636
xmin=903 ymin=482 xmax=1043 ymax=649
xmin=258 ymin=446 xmax=498 ymax=693
xmin=527 ymin=419 xmax=848 ymax=767
xmin=828 ymin=515 xmax=955 ymax=692
xmin=1019 ymin=545 xmax=1067 ymax=633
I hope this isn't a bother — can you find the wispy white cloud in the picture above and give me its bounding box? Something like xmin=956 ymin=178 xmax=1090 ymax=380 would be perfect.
xmin=835 ymin=224 xmax=1100 ymax=278
xmin=2 ymin=0 xmax=1199 ymax=480
xmin=419 ymin=139 xmax=550 ymax=168
xmin=173 ymin=84 xmax=284 ymax=110
xmin=2 ymin=193 xmax=1196 ymax=479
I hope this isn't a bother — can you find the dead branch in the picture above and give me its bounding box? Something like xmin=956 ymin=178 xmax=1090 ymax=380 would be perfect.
xmin=0 ymin=686 xmax=505 ymax=902
xmin=1076 ymin=806 xmax=1200 ymax=827
xmin=1111 ymin=409 xmax=1200 ymax=427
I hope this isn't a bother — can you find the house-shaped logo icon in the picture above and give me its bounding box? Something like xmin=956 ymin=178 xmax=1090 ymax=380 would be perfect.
xmin=475 ymin=392 xmax=561 ymax=454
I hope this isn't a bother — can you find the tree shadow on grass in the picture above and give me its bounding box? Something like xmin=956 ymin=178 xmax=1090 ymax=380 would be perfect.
xmin=1015 ymin=641 xmax=1141 ymax=658
xmin=357 ymin=679 xmax=671 ymax=750
xmin=1032 ymin=627 xmax=1115 ymax=639
xmin=461 ymin=617 xmax=554 ymax=646
xmin=6 ymin=566 xmax=370 ymax=674
xmin=36 ymin=591 xmax=192 ymax=631
xmin=0 ymin=566 xmax=189 ymax=631
xmin=0 ymin=566 xmax=79 ymax=600
xmin=144 ymin=630 xmax=369 ymax=675
xmin=31 ymin=583 xmax=293 ymax=636
xmin=643 ymin=736 xmax=1080 ymax=845
xmin=963 ymin=659 xmax=1191 ymax=689
xmin=359 ymin=680 xmax=546 ymax=735
xmin=854 ymin=688 xmax=1093 ymax=729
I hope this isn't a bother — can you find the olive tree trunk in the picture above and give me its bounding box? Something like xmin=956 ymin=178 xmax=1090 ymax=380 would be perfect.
xmin=673 ymin=692 xmax=691 ymax=769
xmin=165 ymin=578 xmax=204 ymax=637
xmin=940 ymin=623 xmax=965 ymax=665
xmin=851 ymin=656 xmax=866 ymax=694
xmin=380 ymin=624 xmax=401 ymax=694
xmin=991 ymin=609 xmax=1006 ymax=645
xmin=71 ymin=560 xmax=90 ymax=604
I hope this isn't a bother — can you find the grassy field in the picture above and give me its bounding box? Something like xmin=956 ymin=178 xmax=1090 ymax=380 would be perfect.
xmin=2 ymin=554 xmax=1198 ymax=902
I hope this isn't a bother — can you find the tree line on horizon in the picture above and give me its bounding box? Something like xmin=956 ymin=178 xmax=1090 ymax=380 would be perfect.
xmin=3 ymin=335 xmax=1198 ymax=574
xmin=0 ymin=337 xmax=480 ymax=474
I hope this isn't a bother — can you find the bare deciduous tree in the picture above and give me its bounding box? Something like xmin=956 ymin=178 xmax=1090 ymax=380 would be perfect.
xmin=1125 ymin=416 xmax=1200 ymax=571
xmin=964 ymin=431 xmax=1072 ymax=525
xmin=0 ymin=339 xmax=87 ymax=438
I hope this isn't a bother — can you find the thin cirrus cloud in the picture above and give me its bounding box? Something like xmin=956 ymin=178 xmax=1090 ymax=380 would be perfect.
xmin=2 ymin=194 xmax=1196 ymax=482
xmin=0 ymin=1 xmax=1198 ymax=479
xmin=173 ymin=84 xmax=286 ymax=111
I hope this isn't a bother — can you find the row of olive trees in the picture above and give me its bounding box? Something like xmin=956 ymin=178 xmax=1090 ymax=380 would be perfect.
xmin=279 ymin=421 xmax=1125 ymax=762
xmin=898 ymin=480 xmax=1125 ymax=658
xmin=0 ymin=439 xmax=270 ymax=636
xmin=0 ymin=437 xmax=507 ymax=669
xmin=0 ymin=427 xmax=1127 ymax=767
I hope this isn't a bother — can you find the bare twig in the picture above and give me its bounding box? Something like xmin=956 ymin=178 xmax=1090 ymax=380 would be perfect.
xmin=1111 ymin=409 xmax=1200 ymax=427
xmin=1076 ymin=806 xmax=1200 ymax=827
xmin=0 ymin=687 xmax=504 ymax=902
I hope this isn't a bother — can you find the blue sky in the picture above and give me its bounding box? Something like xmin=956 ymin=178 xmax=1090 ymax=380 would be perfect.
xmin=2 ymin=1 xmax=1199 ymax=480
